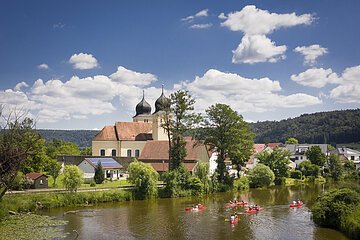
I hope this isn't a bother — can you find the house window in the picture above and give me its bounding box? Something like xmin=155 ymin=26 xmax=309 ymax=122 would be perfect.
xmin=144 ymin=119 xmax=148 ymax=123
xmin=100 ymin=149 xmax=105 ymax=156
xmin=351 ymin=156 xmax=355 ymax=160
xmin=127 ymin=149 xmax=132 ymax=157
xmin=135 ymin=149 xmax=140 ymax=158
xmin=40 ymin=179 xmax=43 ymax=185
xmin=112 ymin=149 xmax=116 ymax=157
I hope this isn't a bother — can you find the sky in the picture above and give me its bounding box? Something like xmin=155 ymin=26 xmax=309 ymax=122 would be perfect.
xmin=0 ymin=0 xmax=359 ymax=130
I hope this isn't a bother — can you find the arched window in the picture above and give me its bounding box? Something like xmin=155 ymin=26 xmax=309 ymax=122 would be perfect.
xmin=127 ymin=149 xmax=132 ymax=157
xmin=100 ymin=149 xmax=105 ymax=156
xmin=135 ymin=149 xmax=140 ymax=158
xmin=112 ymin=149 xmax=116 ymax=156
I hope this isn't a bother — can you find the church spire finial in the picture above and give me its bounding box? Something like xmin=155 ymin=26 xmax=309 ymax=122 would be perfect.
xmin=142 ymin=89 xmax=145 ymax=99
xmin=161 ymin=84 xmax=164 ymax=94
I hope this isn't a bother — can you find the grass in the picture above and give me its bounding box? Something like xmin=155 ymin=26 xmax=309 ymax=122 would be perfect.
xmin=47 ymin=174 xmax=132 ymax=189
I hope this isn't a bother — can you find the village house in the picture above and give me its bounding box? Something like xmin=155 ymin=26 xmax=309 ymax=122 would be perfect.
xmin=330 ymin=147 xmax=360 ymax=169
xmin=25 ymin=172 xmax=48 ymax=189
xmin=283 ymin=144 xmax=329 ymax=167
xmin=78 ymin=157 xmax=123 ymax=181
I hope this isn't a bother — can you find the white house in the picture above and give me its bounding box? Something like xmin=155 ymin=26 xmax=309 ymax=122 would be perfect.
xmin=283 ymin=144 xmax=329 ymax=167
xmin=334 ymin=147 xmax=360 ymax=170
xmin=78 ymin=157 xmax=123 ymax=180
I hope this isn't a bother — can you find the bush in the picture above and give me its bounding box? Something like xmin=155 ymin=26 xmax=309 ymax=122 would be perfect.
xmin=291 ymin=170 xmax=302 ymax=179
xmin=298 ymin=160 xmax=320 ymax=177
xmin=342 ymin=204 xmax=360 ymax=239
xmin=311 ymin=188 xmax=360 ymax=230
xmin=127 ymin=160 xmax=159 ymax=199
xmin=90 ymin=181 xmax=96 ymax=187
xmin=62 ymin=165 xmax=84 ymax=192
xmin=274 ymin=177 xmax=286 ymax=185
xmin=248 ymin=164 xmax=275 ymax=188
xmin=233 ymin=176 xmax=250 ymax=190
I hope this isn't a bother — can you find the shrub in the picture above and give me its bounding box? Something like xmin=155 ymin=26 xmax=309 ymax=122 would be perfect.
xmin=127 ymin=160 xmax=159 ymax=199
xmin=291 ymin=170 xmax=302 ymax=179
xmin=248 ymin=164 xmax=275 ymax=188
xmin=298 ymin=160 xmax=320 ymax=177
xmin=311 ymin=188 xmax=360 ymax=230
xmin=94 ymin=161 xmax=105 ymax=184
xmin=342 ymin=204 xmax=360 ymax=239
xmin=62 ymin=165 xmax=84 ymax=192
xmin=233 ymin=176 xmax=249 ymax=190
xmin=90 ymin=181 xmax=96 ymax=187
xmin=274 ymin=177 xmax=286 ymax=185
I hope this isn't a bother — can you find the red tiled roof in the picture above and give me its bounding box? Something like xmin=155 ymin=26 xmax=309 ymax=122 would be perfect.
xmin=139 ymin=140 xmax=206 ymax=161
xmin=25 ymin=172 xmax=47 ymax=180
xmin=93 ymin=125 xmax=117 ymax=141
xmin=266 ymin=143 xmax=283 ymax=149
xmin=115 ymin=122 xmax=152 ymax=141
xmin=253 ymin=144 xmax=266 ymax=154
xmin=147 ymin=162 xmax=197 ymax=172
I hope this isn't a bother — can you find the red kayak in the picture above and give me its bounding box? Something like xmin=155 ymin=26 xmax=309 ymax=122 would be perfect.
xmin=246 ymin=208 xmax=262 ymax=213
xmin=225 ymin=202 xmax=248 ymax=207
xmin=290 ymin=202 xmax=303 ymax=208
xmin=185 ymin=204 xmax=206 ymax=212
xmin=230 ymin=215 xmax=239 ymax=224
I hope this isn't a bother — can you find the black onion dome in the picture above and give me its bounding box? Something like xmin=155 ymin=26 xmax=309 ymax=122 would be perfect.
xmin=134 ymin=91 xmax=151 ymax=117
xmin=154 ymin=86 xmax=170 ymax=114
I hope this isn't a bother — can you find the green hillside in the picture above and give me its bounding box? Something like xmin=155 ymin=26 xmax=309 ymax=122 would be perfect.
xmin=251 ymin=109 xmax=360 ymax=145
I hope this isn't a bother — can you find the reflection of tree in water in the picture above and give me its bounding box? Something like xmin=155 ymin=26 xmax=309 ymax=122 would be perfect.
xmin=249 ymin=188 xmax=275 ymax=205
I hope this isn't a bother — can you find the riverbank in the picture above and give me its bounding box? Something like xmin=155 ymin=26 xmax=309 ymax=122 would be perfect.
xmin=0 ymin=189 xmax=132 ymax=219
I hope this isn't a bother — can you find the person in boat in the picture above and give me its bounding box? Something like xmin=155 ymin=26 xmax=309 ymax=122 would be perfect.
xmin=241 ymin=200 xmax=245 ymax=204
xmin=230 ymin=214 xmax=235 ymax=222
xmin=293 ymin=200 xmax=297 ymax=205
xmin=233 ymin=197 xmax=238 ymax=203
xmin=254 ymin=204 xmax=259 ymax=211
xmin=297 ymin=200 xmax=302 ymax=204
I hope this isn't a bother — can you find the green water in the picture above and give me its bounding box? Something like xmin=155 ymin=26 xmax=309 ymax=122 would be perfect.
xmin=46 ymin=184 xmax=348 ymax=240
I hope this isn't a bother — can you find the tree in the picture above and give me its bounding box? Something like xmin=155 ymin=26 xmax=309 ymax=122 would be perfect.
xmin=45 ymin=159 xmax=62 ymax=187
xmin=62 ymin=165 xmax=83 ymax=192
xmin=298 ymin=160 xmax=320 ymax=177
xmin=203 ymin=104 xmax=254 ymax=183
xmin=327 ymin=154 xmax=343 ymax=181
xmin=128 ymin=160 xmax=159 ymax=199
xmin=0 ymin=108 xmax=40 ymax=199
xmin=286 ymin=138 xmax=299 ymax=144
xmin=46 ymin=139 xmax=80 ymax=160
xmin=20 ymin=137 xmax=50 ymax=174
xmin=306 ymin=146 xmax=326 ymax=167
xmin=80 ymin=147 xmax=92 ymax=155
xmin=248 ymin=163 xmax=275 ymax=188
xmin=161 ymin=90 xmax=202 ymax=170
xmin=94 ymin=161 xmax=105 ymax=184
xmin=257 ymin=148 xmax=290 ymax=179
xmin=343 ymin=160 xmax=356 ymax=175
xmin=195 ymin=162 xmax=210 ymax=193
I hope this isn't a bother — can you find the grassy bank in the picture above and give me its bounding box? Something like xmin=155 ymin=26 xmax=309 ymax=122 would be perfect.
xmin=0 ymin=189 xmax=132 ymax=219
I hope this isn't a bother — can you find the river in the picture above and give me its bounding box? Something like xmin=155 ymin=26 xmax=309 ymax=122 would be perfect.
xmin=45 ymin=184 xmax=348 ymax=240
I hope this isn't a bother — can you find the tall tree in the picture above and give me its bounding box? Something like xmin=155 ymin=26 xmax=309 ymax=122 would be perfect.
xmin=45 ymin=159 xmax=62 ymax=187
xmin=306 ymin=146 xmax=326 ymax=167
xmin=257 ymin=148 xmax=290 ymax=179
xmin=94 ymin=161 xmax=105 ymax=184
xmin=46 ymin=139 xmax=80 ymax=159
xmin=20 ymin=137 xmax=49 ymax=174
xmin=203 ymin=104 xmax=254 ymax=183
xmin=327 ymin=154 xmax=343 ymax=180
xmin=0 ymin=108 xmax=40 ymax=199
xmin=62 ymin=165 xmax=83 ymax=192
xmin=286 ymin=138 xmax=299 ymax=144
xmin=161 ymin=90 xmax=202 ymax=170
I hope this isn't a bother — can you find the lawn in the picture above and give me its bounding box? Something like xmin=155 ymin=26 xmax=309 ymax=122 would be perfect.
xmin=47 ymin=174 xmax=132 ymax=189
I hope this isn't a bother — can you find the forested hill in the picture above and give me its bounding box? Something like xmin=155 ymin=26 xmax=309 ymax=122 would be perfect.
xmin=36 ymin=129 xmax=99 ymax=148
xmin=251 ymin=109 xmax=360 ymax=144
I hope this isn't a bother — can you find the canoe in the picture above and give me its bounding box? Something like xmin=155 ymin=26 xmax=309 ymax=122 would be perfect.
xmin=230 ymin=216 xmax=239 ymax=224
xmin=246 ymin=208 xmax=262 ymax=213
xmin=225 ymin=202 xmax=248 ymax=207
xmin=290 ymin=203 xmax=303 ymax=208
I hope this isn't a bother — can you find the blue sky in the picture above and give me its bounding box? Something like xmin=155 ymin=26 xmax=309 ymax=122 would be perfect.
xmin=0 ymin=0 xmax=359 ymax=129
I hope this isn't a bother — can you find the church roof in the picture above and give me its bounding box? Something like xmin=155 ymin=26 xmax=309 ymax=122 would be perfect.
xmin=93 ymin=122 xmax=152 ymax=141
xmin=153 ymin=86 xmax=170 ymax=114
xmin=138 ymin=140 xmax=208 ymax=161
xmin=134 ymin=91 xmax=152 ymax=117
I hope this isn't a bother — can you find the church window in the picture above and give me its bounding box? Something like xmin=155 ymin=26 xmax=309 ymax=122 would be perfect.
xmin=127 ymin=149 xmax=132 ymax=157
xmin=100 ymin=149 xmax=105 ymax=156
xmin=112 ymin=149 xmax=116 ymax=156
xmin=135 ymin=149 xmax=140 ymax=158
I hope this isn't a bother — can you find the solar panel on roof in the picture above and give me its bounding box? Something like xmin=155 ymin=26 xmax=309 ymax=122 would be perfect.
xmin=85 ymin=158 xmax=122 ymax=168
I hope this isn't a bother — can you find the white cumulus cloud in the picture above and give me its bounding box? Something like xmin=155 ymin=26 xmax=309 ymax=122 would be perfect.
xmin=177 ymin=69 xmax=321 ymax=113
xmin=68 ymin=53 xmax=98 ymax=70
xmin=182 ymin=9 xmax=209 ymax=22
xmin=14 ymin=81 xmax=29 ymax=91
xmin=109 ymin=66 xmax=157 ymax=86
xmin=330 ymin=65 xmax=360 ymax=103
xmin=232 ymin=34 xmax=287 ymax=64
xmin=291 ymin=68 xmax=340 ymax=88
xmin=190 ymin=23 xmax=213 ymax=29
xmin=220 ymin=5 xmax=313 ymax=35
xmin=37 ymin=63 xmax=49 ymax=70
xmin=294 ymin=44 xmax=328 ymax=66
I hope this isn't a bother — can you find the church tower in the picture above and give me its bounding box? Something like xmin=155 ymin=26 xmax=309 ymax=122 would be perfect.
xmin=133 ymin=90 xmax=153 ymax=123
xmin=152 ymin=86 xmax=170 ymax=141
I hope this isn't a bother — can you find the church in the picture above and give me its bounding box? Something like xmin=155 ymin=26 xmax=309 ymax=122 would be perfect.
xmin=92 ymin=88 xmax=211 ymax=173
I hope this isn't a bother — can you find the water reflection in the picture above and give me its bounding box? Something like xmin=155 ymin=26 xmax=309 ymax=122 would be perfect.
xmin=45 ymin=184 xmax=348 ymax=240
